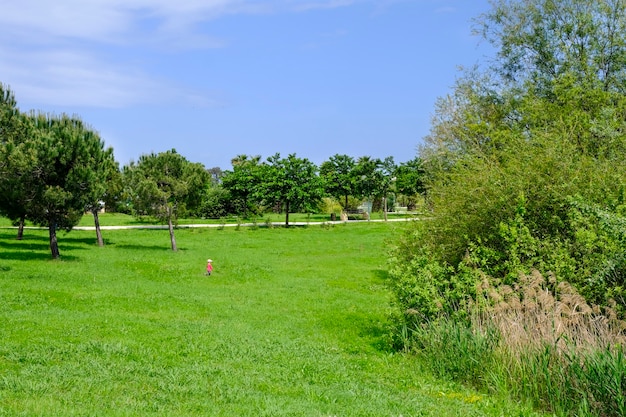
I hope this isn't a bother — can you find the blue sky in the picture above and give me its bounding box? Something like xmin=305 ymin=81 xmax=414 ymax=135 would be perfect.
xmin=1 ymin=0 xmax=493 ymax=170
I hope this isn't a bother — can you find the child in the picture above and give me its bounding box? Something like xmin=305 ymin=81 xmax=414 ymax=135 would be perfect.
xmin=206 ymin=259 xmax=213 ymax=276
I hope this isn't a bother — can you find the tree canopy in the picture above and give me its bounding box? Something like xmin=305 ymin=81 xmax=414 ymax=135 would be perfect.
xmin=258 ymin=153 xmax=324 ymax=227
xmin=390 ymin=0 xmax=626 ymax=324
xmin=476 ymin=0 xmax=626 ymax=93
xmin=320 ymin=154 xmax=356 ymax=210
xmin=28 ymin=113 xmax=111 ymax=258
xmin=221 ymin=155 xmax=263 ymax=217
xmin=0 ymin=84 xmax=34 ymax=239
xmin=124 ymin=149 xmax=209 ymax=251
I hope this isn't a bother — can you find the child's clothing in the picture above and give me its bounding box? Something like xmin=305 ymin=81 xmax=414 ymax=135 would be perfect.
xmin=206 ymin=261 xmax=213 ymax=275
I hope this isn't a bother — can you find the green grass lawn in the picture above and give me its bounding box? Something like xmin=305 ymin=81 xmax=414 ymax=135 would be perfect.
xmin=0 ymin=222 xmax=541 ymax=416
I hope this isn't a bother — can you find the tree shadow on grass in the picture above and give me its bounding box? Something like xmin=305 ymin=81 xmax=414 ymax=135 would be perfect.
xmin=113 ymin=243 xmax=185 ymax=252
xmin=373 ymin=268 xmax=391 ymax=281
xmin=0 ymin=240 xmax=49 ymax=252
xmin=0 ymin=239 xmax=89 ymax=253
xmin=0 ymin=231 xmax=48 ymax=242
xmin=0 ymin=234 xmax=84 ymax=261
xmin=361 ymin=319 xmax=396 ymax=354
xmin=0 ymin=250 xmax=78 ymax=262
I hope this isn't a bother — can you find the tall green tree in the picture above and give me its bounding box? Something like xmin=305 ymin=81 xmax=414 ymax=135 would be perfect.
xmin=0 ymin=84 xmax=34 ymax=240
xmin=124 ymin=149 xmax=209 ymax=251
xmin=394 ymin=157 xmax=426 ymax=209
xmin=378 ymin=156 xmax=397 ymax=221
xmin=353 ymin=156 xmax=384 ymax=217
xmin=319 ymin=154 xmax=356 ymax=211
xmin=258 ymin=153 xmax=323 ymax=227
xmin=476 ymin=0 xmax=626 ymax=94
xmin=26 ymin=113 xmax=112 ymax=259
xmin=85 ymin=147 xmax=119 ymax=246
xmin=221 ymin=155 xmax=263 ymax=217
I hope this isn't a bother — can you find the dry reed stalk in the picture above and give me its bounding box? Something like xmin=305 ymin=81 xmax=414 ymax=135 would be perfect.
xmin=475 ymin=270 xmax=626 ymax=356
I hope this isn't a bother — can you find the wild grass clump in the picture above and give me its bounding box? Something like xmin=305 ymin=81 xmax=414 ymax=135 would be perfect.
xmin=403 ymin=270 xmax=626 ymax=416
xmin=402 ymin=316 xmax=498 ymax=387
xmin=477 ymin=271 xmax=626 ymax=416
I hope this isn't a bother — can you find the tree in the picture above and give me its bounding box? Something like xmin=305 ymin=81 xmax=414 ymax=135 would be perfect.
xmin=353 ymin=156 xmax=384 ymax=217
xmin=124 ymin=149 xmax=209 ymax=251
xmin=100 ymin=161 xmax=124 ymax=214
xmin=26 ymin=113 xmax=112 ymax=259
xmin=221 ymin=154 xmax=263 ymax=217
xmin=379 ymin=156 xmax=397 ymax=221
xmin=476 ymin=0 xmax=626 ymax=94
xmin=85 ymin=147 xmax=119 ymax=246
xmin=394 ymin=157 xmax=426 ymax=209
xmin=319 ymin=154 xmax=356 ymax=211
xmin=207 ymin=167 xmax=224 ymax=186
xmin=258 ymin=153 xmax=323 ymax=227
xmin=0 ymin=84 xmax=34 ymax=240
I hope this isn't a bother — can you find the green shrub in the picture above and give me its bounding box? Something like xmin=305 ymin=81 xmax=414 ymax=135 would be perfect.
xmin=405 ymin=317 xmax=499 ymax=387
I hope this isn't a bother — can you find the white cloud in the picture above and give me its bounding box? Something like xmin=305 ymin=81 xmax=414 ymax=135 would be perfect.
xmin=0 ymin=0 xmax=364 ymax=109
xmin=0 ymin=44 xmax=220 ymax=109
xmin=0 ymin=0 xmax=359 ymax=43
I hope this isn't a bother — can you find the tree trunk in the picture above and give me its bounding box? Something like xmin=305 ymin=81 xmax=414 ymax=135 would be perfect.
xmin=167 ymin=208 xmax=177 ymax=251
xmin=383 ymin=195 xmax=388 ymax=222
xmin=16 ymin=214 xmax=25 ymax=240
xmin=49 ymin=220 xmax=60 ymax=259
xmin=93 ymin=209 xmax=104 ymax=247
xmin=284 ymin=201 xmax=290 ymax=227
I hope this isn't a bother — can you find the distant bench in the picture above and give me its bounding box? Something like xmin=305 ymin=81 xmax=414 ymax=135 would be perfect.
xmin=330 ymin=210 xmax=368 ymax=221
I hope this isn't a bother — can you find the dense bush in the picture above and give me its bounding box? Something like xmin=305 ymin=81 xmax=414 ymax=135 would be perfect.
xmin=387 ymin=1 xmax=626 ymax=414
xmin=398 ymin=271 xmax=626 ymax=417
xmin=196 ymin=186 xmax=232 ymax=219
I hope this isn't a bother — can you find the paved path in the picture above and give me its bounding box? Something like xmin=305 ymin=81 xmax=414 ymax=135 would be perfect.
xmin=71 ymin=218 xmax=416 ymax=231
xmin=1 ymin=218 xmax=418 ymax=232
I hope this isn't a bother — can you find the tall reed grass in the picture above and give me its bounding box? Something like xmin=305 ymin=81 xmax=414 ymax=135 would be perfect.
xmin=407 ymin=270 xmax=626 ymax=416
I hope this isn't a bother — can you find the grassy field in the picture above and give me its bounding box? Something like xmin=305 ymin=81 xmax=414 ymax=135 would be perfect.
xmin=0 ymin=221 xmax=541 ymax=416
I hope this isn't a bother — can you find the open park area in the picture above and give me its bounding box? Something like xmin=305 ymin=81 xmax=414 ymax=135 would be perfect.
xmin=0 ymin=219 xmax=541 ymax=416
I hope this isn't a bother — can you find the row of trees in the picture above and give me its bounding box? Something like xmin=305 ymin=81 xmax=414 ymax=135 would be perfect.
xmin=118 ymin=151 xmax=424 ymax=251
xmin=208 ymin=153 xmax=424 ymax=223
xmin=1 ymin=84 xmax=425 ymax=258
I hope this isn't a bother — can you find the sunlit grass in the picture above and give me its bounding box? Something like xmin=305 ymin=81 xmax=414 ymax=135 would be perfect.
xmin=0 ymin=222 xmax=541 ymax=416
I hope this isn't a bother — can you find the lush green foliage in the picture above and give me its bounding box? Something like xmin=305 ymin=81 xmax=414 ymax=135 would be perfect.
xmin=218 ymin=152 xmax=424 ymax=221
xmin=477 ymin=0 xmax=626 ymax=93
xmin=258 ymin=153 xmax=324 ymax=226
xmin=386 ymin=0 xmax=626 ymax=414
xmin=319 ymin=154 xmax=356 ymax=210
xmin=123 ymin=149 xmax=210 ymax=250
xmin=394 ymin=157 xmax=426 ymax=210
xmin=0 ymin=85 xmax=115 ymax=257
xmin=392 ymin=0 xmax=626 ymax=320
xmin=220 ymin=154 xmax=263 ymax=217
xmin=0 ymin=84 xmax=33 ymax=231
xmin=0 ymin=222 xmax=540 ymax=416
